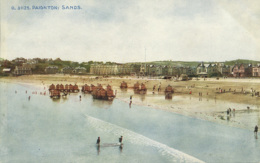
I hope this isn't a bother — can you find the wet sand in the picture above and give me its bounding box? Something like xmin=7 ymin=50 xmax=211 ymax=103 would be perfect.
xmin=1 ymin=74 xmax=260 ymax=130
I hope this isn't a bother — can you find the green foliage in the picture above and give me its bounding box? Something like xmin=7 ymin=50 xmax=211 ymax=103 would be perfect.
xmin=33 ymin=63 xmax=48 ymax=74
xmin=225 ymin=59 xmax=260 ymax=66
xmin=208 ymin=72 xmax=222 ymax=77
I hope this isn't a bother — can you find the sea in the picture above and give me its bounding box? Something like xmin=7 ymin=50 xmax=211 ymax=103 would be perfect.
xmin=0 ymin=82 xmax=259 ymax=163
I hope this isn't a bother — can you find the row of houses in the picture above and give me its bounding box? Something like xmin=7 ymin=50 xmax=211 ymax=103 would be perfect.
xmin=89 ymin=62 xmax=260 ymax=77
xmin=9 ymin=66 xmax=87 ymax=75
xmin=45 ymin=66 xmax=87 ymax=74
xmin=3 ymin=62 xmax=260 ymax=77
xmin=89 ymin=64 xmax=138 ymax=75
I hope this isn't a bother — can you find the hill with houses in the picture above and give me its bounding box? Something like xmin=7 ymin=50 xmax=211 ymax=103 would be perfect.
xmin=0 ymin=57 xmax=260 ymax=78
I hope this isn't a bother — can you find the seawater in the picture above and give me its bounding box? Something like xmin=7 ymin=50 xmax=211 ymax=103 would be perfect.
xmin=0 ymin=82 xmax=259 ymax=163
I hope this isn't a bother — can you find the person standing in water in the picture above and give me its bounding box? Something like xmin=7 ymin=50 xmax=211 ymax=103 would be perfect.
xmin=254 ymin=125 xmax=258 ymax=136
xmin=96 ymin=137 xmax=100 ymax=145
xmin=119 ymin=136 xmax=123 ymax=144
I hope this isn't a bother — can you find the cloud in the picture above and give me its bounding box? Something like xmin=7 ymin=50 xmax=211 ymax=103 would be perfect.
xmin=1 ymin=0 xmax=260 ymax=62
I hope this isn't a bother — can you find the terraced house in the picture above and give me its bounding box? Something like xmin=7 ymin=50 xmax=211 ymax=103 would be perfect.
xmin=13 ymin=66 xmax=32 ymax=75
xmin=252 ymin=64 xmax=260 ymax=77
xmin=90 ymin=64 xmax=137 ymax=75
xmin=232 ymin=64 xmax=252 ymax=77
xmin=45 ymin=66 xmax=59 ymax=74
xmin=196 ymin=63 xmax=217 ymax=77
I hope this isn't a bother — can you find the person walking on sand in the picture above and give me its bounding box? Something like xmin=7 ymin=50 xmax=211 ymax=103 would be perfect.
xmin=96 ymin=137 xmax=101 ymax=145
xmin=254 ymin=125 xmax=258 ymax=136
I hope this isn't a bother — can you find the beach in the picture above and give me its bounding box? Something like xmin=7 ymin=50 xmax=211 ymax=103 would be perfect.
xmin=1 ymin=74 xmax=259 ymax=131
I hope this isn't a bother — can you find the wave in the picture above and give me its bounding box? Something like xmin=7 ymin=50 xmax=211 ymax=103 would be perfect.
xmin=84 ymin=114 xmax=204 ymax=163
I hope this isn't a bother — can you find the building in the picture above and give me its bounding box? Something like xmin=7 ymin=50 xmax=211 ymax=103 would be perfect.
xmin=73 ymin=67 xmax=86 ymax=74
xmin=167 ymin=66 xmax=179 ymax=76
xmin=13 ymin=66 xmax=32 ymax=75
xmin=162 ymin=65 xmax=168 ymax=75
xmin=62 ymin=67 xmax=74 ymax=74
xmin=216 ymin=63 xmax=230 ymax=76
xmin=13 ymin=57 xmax=27 ymax=64
xmin=2 ymin=68 xmax=11 ymax=74
xmin=252 ymin=65 xmax=260 ymax=77
xmin=90 ymin=64 xmax=136 ymax=75
xmin=232 ymin=64 xmax=252 ymax=77
xmin=147 ymin=65 xmax=162 ymax=76
xmin=45 ymin=66 xmax=59 ymax=74
xmin=22 ymin=63 xmax=36 ymax=69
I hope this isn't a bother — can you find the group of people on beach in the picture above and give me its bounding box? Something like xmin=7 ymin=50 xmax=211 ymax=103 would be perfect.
xmin=226 ymin=108 xmax=235 ymax=116
xmin=96 ymin=136 xmax=123 ymax=145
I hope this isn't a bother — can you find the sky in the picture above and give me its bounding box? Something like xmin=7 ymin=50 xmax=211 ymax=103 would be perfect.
xmin=1 ymin=0 xmax=260 ymax=63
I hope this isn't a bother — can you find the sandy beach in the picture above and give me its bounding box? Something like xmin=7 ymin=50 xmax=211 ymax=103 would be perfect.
xmin=1 ymin=75 xmax=260 ymax=131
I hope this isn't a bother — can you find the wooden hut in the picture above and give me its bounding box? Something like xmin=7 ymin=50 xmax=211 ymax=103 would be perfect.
xmin=134 ymin=82 xmax=140 ymax=90
xmin=92 ymin=85 xmax=115 ymax=101
xmin=120 ymin=81 xmax=128 ymax=88
xmin=69 ymin=84 xmax=73 ymax=92
xmin=165 ymin=85 xmax=174 ymax=93
xmin=91 ymin=84 xmax=96 ymax=92
xmin=140 ymin=83 xmax=147 ymax=91
xmin=60 ymin=84 xmax=64 ymax=91
xmin=49 ymin=84 xmax=55 ymax=91
xmin=165 ymin=93 xmax=172 ymax=99
xmin=56 ymin=84 xmax=60 ymax=90
xmin=65 ymin=84 xmax=69 ymax=91
xmin=50 ymin=89 xmax=60 ymax=99
xmin=73 ymin=84 xmax=79 ymax=93
xmin=107 ymin=84 xmax=112 ymax=90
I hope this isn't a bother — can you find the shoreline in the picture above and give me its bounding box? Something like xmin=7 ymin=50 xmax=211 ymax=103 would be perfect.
xmin=1 ymin=75 xmax=259 ymax=131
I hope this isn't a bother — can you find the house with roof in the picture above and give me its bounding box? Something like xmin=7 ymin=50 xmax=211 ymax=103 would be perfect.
xmin=13 ymin=66 xmax=32 ymax=75
xmin=232 ymin=64 xmax=252 ymax=77
xmin=252 ymin=64 xmax=260 ymax=77
xmin=2 ymin=68 xmax=11 ymax=74
xmin=216 ymin=63 xmax=231 ymax=76
xmin=147 ymin=65 xmax=162 ymax=76
xmin=45 ymin=66 xmax=59 ymax=74
xmin=196 ymin=62 xmax=212 ymax=77
xmin=73 ymin=67 xmax=87 ymax=74
xmin=61 ymin=67 xmax=74 ymax=74
xmin=167 ymin=66 xmax=179 ymax=76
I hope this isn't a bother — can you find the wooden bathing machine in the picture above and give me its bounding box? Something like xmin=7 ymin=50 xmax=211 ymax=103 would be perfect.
xmin=92 ymin=84 xmax=115 ymax=100
xmin=82 ymin=84 xmax=92 ymax=93
xmin=49 ymin=84 xmax=55 ymax=91
xmin=165 ymin=85 xmax=174 ymax=93
xmin=134 ymin=82 xmax=147 ymax=94
xmin=72 ymin=84 xmax=79 ymax=93
xmin=120 ymin=81 xmax=128 ymax=88
xmin=50 ymin=89 xmax=60 ymax=99
xmin=134 ymin=82 xmax=140 ymax=90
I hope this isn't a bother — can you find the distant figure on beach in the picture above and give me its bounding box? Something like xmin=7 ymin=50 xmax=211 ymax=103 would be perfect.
xmin=96 ymin=137 xmax=100 ymax=145
xmin=254 ymin=126 xmax=258 ymax=133
xmin=247 ymin=106 xmax=250 ymax=110
xmin=227 ymin=109 xmax=229 ymax=115
xmin=28 ymin=96 xmax=30 ymax=100
xmin=119 ymin=136 xmax=123 ymax=143
xmin=254 ymin=126 xmax=258 ymax=138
